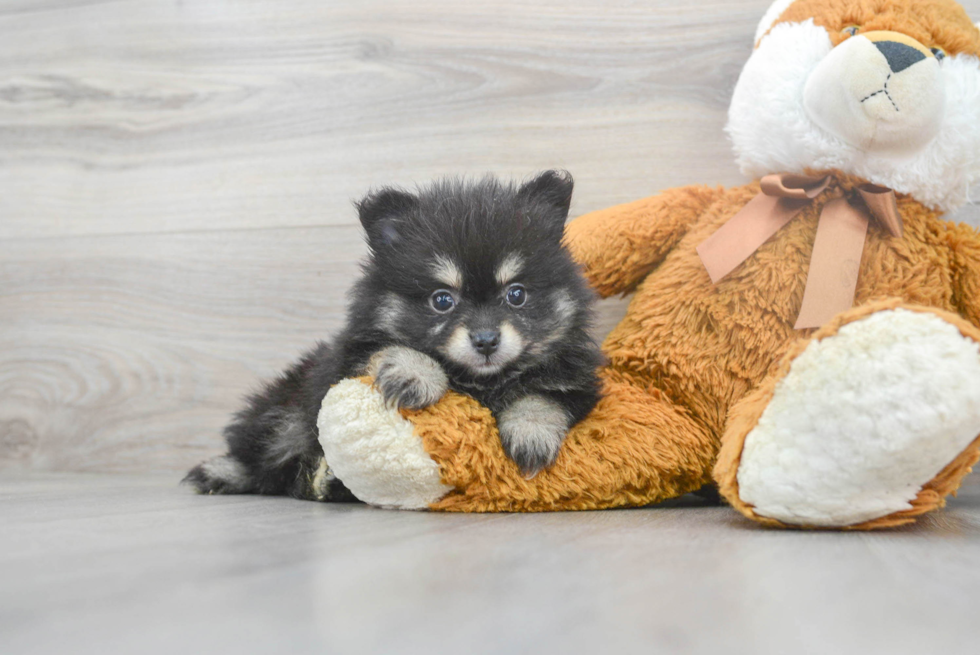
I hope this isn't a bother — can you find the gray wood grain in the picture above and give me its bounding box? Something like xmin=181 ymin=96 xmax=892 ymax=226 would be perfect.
xmin=0 ymin=0 xmax=762 ymax=239
xmin=3 ymin=473 xmax=980 ymax=655
xmin=0 ymin=225 xmax=362 ymax=469
xmin=1 ymin=0 xmax=979 ymax=473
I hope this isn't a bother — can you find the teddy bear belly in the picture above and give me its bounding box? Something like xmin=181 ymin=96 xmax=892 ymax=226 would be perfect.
xmin=601 ymin=229 xmax=960 ymax=437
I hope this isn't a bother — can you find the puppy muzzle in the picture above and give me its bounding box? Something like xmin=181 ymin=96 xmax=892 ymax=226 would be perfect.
xmin=470 ymin=329 xmax=501 ymax=356
xmin=803 ymin=31 xmax=945 ymax=155
xmin=442 ymin=322 xmax=524 ymax=376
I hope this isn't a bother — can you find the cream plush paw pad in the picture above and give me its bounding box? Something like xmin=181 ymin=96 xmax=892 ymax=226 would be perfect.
xmin=737 ymin=309 xmax=980 ymax=527
xmin=317 ymin=379 xmax=451 ymax=509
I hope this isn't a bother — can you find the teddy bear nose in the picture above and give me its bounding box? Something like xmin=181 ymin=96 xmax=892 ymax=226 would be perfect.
xmin=874 ymin=40 xmax=927 ymax=73
xmin=471 ymin=330 xmax=500 ymax=356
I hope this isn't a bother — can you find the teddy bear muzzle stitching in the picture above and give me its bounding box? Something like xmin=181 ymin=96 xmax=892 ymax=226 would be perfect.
xmin=803 ymin=30 xmax=945 ymax=155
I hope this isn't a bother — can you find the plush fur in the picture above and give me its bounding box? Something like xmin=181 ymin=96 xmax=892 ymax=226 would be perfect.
xmin=756 ymin=0 xmax=800 ymax=43
xmin=309 ymin=0 xmax=980 ymax=528
xmin=184 ymin=172 xmax=603 ymax=498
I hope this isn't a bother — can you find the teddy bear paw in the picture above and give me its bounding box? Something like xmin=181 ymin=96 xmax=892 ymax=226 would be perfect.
xmin=734 ymin=308 xmax=980 ymax=528
xmin=317 ymin=378 xmax=452 ymax=509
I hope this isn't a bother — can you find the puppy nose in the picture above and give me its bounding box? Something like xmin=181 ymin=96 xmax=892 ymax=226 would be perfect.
xmin=470 ymin=330 xmax=500 ymax=356
xmin=874 ymin=40 xmax=926 ymax=74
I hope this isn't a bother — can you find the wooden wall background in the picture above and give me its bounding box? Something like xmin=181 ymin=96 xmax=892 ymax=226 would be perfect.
xmin=2 ymin=0 xmax=979 ymax=473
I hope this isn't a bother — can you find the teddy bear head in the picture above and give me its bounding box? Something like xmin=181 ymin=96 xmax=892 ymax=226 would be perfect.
xmin=727 ymin=0 xmax=980 ymax=211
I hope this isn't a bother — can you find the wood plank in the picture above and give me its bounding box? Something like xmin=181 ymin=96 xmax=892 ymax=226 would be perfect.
xmin=0 ymin=226 xmax=362 ymax=470
xmin=0 ymin=0 xmax=776 ymax=239
xmin=3 ymin=0 xmax=975 ymax=239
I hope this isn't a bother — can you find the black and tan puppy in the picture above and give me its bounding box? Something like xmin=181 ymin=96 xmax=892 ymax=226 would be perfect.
xmin=185 ymin=171 xmax=602 ymax=501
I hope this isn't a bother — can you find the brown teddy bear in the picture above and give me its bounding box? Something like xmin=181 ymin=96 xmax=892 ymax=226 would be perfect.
xmin=314 ymin=0 xmax=980 ymax=529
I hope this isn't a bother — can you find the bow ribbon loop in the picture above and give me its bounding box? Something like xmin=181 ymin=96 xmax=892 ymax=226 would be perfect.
xmin=696 ymin=174 xmax=903 ymax=329
xmin=857 ymin=184 xmax=903 ymax=238
xmin=759 ymin=173 xmax=831 ymax=200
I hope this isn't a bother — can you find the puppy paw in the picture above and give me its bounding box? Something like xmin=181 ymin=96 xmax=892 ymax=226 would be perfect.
xmin=373 ymin=346 xmax=449 ymax=410
xmin=182 ymin=455 xmax=251 ymax=494
xmin=497 ymin=395 xmax=570 ymax=477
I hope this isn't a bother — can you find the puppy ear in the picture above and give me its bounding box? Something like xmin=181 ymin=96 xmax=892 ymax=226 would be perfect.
xmin=518 ymin=170 xmax=574 ymax=232
xmin=357 ymin=188 xmax=418 ymax=248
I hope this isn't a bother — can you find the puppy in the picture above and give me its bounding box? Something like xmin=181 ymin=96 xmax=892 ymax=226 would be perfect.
xmin=184 ymin=171 xmax=602 ymax=501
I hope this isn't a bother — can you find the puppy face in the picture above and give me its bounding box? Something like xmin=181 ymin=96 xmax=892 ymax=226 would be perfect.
xmin=424 ymin=249 xmax=582 ymax=376
xmin=728 ymin=0 xmax=980 ymax=211
xmin=356 ymin=171 xmax=594 ymax=378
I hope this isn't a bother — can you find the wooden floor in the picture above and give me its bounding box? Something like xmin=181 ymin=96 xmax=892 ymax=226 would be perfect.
xmin=2 ymin=472 xmax=980 ymax=655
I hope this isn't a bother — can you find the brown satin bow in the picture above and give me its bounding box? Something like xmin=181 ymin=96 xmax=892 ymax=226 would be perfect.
xmin=696 ymin=173 xmax=903 ymax=329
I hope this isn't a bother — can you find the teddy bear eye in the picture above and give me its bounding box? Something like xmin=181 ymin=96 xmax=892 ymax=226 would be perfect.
xmin=931 ymin=47 xmax=946 ymax=61
xmin=841 ymin=25 xmax=860 ymax=37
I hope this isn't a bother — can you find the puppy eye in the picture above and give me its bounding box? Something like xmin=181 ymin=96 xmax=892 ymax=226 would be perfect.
xmin=931 ymin=47 xmax=946 ymax=61
xmin=430 ymin=290 xmax=456 ymax=313
xmin=505 ymin=284 xmax=527 ymax=307
xmin=841 ymin=25 xmax=860 ymax=37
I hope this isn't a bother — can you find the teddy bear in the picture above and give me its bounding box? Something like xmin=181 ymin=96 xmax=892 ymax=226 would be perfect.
xmin=311 ymin=0 xmax=980 ymax=529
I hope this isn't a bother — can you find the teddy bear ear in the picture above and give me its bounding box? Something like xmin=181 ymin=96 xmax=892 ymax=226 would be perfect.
xmin=356 ymin=187 xmax=418 ymax=249
xmin=755 ymin=0 xmax=797 ymax=44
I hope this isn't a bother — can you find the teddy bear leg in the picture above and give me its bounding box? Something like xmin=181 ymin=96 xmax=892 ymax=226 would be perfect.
xmin=715 ymin=301 xmax=980 ymax=529
xmin=316 ymin=372 xmax=718 ymax=511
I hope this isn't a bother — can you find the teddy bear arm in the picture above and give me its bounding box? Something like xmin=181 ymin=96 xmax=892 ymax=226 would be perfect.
xmin=316 ymin=370 xmax=719 ymax=511
xmin=951 ymin=225 xmax=980 ymax=329
xmin=563 ymin=185 xmax=723 ymax=297
xmin=427 ymin=369 xmax=719 ymax=511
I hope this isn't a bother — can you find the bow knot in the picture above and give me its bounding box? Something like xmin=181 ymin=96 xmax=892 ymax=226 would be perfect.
xmin=696 ymin=173 xmax=902 ymax=329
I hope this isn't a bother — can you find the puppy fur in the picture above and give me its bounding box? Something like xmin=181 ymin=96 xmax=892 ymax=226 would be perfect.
xmin=184 ymin=171 xmax=603 ymax=500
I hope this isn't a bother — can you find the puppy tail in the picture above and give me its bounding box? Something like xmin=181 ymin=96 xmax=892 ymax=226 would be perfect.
xmin=181 ymin=408 xmax=322 ymax=499
xmin=183 ymin=339 xmax=358 ymax=502
xmin=181 ymin=407 xmax=314 ymax=496
xmin=183 ymin=451 xmax=356 ymax=502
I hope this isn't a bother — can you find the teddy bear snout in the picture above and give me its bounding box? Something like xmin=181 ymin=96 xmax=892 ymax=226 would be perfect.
xmin=803 ymin=30 xmax=945 ymax=156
